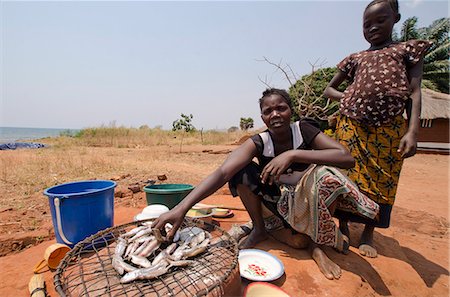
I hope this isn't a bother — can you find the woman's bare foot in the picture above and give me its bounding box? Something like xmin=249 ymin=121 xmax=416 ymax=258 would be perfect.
xmin=238 ymin=228 xmax=268 ymax=249
xmin=270 ymin=228 xmax=309 ymax=249
xmin=311 ymin=245 xmax=342 ymax=280
xmin=359 ymin=225 xmax=377 ymax=258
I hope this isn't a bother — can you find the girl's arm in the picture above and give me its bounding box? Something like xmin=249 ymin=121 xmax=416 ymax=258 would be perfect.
xmin=152 ymin=139 xmax=257 ymax=237
xmin=260 ymin=132 xmax=355 ymax=184
xmin=398 ymin=59 xmax=424 ymax=158
xmin=324 ymin=70 xmax=347 ymax=101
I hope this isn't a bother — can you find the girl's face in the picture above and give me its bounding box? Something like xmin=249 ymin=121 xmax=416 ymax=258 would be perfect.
xmin=260 ymin=94 xmax=292 ymax=131
xmin=363 ymin=2 xmax=399 ymax=47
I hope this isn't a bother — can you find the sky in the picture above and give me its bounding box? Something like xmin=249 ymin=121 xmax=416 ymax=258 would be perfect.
xmin=1 ymin=0 xmax=448 ymax=130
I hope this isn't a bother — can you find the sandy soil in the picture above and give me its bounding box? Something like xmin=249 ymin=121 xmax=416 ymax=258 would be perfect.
xmin=0 ymin=146 xmax=448 ymax=297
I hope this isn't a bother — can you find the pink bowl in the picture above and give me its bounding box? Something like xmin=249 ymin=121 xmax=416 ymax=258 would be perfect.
xmin=243 ymin=282 xmax=291 ymax=297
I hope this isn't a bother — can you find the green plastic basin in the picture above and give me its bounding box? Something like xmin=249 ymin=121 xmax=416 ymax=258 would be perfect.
xmin=143 ymin=184 xmax=194 ymax=209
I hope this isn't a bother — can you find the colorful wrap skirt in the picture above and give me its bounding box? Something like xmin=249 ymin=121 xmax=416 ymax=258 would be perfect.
xmin=334 ymin=114 xmax=407 ymax=227
xmin=334 ymin=114 xmax=407 ymax=205
xmin=229 ymin=163 xmax=379 ymax=250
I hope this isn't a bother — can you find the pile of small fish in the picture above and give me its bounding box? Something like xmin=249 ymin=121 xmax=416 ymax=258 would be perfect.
xmin=112 ymin=224 xmax=211 ymax=284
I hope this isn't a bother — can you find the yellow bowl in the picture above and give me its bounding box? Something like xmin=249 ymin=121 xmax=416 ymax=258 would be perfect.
xmin=186 ymin=208 xmax=213 ymax=223
xmin=213 ymin=208 xmax=229 ymax=216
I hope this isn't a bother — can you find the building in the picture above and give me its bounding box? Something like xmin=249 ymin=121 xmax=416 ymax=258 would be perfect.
xmin=417 ymin=89 xmax=450 ymax=154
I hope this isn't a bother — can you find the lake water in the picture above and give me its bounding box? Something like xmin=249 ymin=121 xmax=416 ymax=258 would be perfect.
xmin=0 ymin=127 xmax=79 ymax=144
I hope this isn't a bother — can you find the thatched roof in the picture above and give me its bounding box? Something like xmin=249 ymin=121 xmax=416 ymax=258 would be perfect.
xmin=421 ymin=89 xmax=450 ymax=120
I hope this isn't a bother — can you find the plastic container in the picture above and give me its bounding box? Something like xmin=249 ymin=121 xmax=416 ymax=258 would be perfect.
xmin=186 ymin=208 xmax=214 ymax=224
xmin=134 ymin=204 xmax=170 ymax=221
xmin=142 ymin=204 xmax=170 ymax=217
xmin=143 ymin=184 xmax=194 ymax=209
xmin=44 ymin=180 xmax=116 ymax=248
xmin=243 ymin=282 xmax=291 ymax=297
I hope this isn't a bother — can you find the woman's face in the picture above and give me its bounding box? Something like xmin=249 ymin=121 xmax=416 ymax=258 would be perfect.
xmin=363 ymin=2 xmax=398 ymax=47
xmin=260 ymin=94 xmax=292 ymax=131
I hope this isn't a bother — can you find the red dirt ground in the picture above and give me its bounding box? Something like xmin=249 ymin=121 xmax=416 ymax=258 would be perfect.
xmin=0 ymin=153 xmax=448 ymax=297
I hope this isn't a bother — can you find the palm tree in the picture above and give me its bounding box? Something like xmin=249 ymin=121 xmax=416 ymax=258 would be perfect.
xmin=394 ymin=17 xmax=449 ymax=94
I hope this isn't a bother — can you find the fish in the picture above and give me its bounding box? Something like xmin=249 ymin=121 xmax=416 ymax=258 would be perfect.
xmin=165 ymin=242 xmax=178 ymax=255
xmin=188 ymin=230 xmax=206 ymax=247
xmin=167 ymin=259 xmax=195 ymax=267
xmin=182 ymin=237 xmax=210 ymax=258
xmin=151 ymin=243 xmax=177 ymax=266
xmin=120 ymin=258 xmax=195 ymax=283
xmin=133 ymin=237 xmax=153 ymax=256
xmin=164 ymin=223 xmax=180 ymax=242
xmin=138 ymin=238 xmax=161 ymax=258
xmin=128 ymin=227 xmax=153 ymax=243
xmin=152 ymin=228 xmax=165 ymax=242
xmin=124 ymin=241 xmax=140 ymax=259
xmin=122 ymin=226 xmax=146 ymax=238
xmin=115 ymin=237 xmax=127 ymax=258
xmin=171 ymin=240 xmax=191 ymax=261
xmin=130 ymin=255 xmax=152 ymax=268
xmin=114 ymin=224 xmax=212 ymax=283
xmin=151 ymin=250 xmax=169 ymax=266
xmin=178 ymin=227 xmax=204 ymax=243
xmin=112 ymin=255 xmax=137 ymax=275
xmin=120 ymin=262 xmax=169 ymax=283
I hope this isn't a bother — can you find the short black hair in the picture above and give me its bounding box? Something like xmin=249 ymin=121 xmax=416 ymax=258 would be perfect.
xmin=259 ymin=88 xmax=293 ymax=110
xmin=366 ymin=0 xmax=399 ymax=15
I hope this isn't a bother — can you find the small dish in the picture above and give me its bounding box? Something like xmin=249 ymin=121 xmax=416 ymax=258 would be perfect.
xmin=212 ymin=208 xmax=233 ymax=218
xmin=134 ymin=213 xmax=155 ymax=221
xmin=134 ymin=204 xmax=170 ymax=222
xmin=186 ymin=208 xmax=214 ymax=224
xmin=142 ymin=204 xmax=169 ymax=217
xmin=238 ymin=249 xmax=284 ymax=281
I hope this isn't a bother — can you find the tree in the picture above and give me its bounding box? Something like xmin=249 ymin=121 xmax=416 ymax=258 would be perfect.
xmin=289 ymin=66 xmax=348 ymax=125
xmin=394 ymin=17 xmax=449 ymax=93
xmin=259 ymin=57 xmax=346 ymax=130
xmin=172 ymin=113 xmax=195 ymax=152
xmin=172 ymin=114 xmax=196 ymax=132
xmin=240 ymin=117 xmax=254 ymax=130
xmin=228 ymin=126 xmax=239 ymax=133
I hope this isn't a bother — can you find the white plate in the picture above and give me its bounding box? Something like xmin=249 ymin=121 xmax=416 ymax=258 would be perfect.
xmin=134 ymin=213 xmax=156 ymax=221
xmin=238 ymin=249 xmax=285 ymax=281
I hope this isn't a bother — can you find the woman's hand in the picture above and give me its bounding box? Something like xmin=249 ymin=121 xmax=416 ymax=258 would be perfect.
xmin=261 ymin=151 xmax=293 ymax=184
xmin=151 ymin=207 xmax=186 ymax=240
xmin=398 ymin=132 xmax=417 ymax=158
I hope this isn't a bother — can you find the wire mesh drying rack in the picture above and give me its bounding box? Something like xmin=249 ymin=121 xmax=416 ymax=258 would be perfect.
xmin=54 ymin=218 xmax=239 ymax=297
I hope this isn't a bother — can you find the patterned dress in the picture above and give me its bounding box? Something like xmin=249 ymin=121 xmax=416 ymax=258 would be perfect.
xmin=334 ymin=40 xmax=431 ymax=227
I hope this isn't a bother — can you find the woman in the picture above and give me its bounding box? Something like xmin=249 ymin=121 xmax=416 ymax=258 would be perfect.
xmin=153 ymin=88 xmax=379 ymax=279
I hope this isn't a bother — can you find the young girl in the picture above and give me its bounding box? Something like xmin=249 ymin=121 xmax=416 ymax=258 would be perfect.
xmin=324 ymin=0 xmax=431 ymax=258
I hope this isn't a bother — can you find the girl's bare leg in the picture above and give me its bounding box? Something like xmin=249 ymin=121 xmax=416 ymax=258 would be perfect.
xmin=236 ymin=184 xmax=268 ymax=249
xmin=310 ymin=243 xmax=342 ymax=280
xmin=359 ymin=225 xmax=377 ymax=257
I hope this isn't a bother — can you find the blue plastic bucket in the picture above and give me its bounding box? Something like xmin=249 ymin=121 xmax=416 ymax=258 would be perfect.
xmin=44 ymin=180 xmax=116 ymax=248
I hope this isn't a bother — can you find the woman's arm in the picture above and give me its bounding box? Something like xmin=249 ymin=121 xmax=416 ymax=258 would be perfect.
xmin=261 ymin=132 xmax=354 ymax=184
xmin=398 ymin=59 xmax=424 ymax=158
xmin=152 ymin=139 xmax=257 ymax=237
xmin=324 ymin=71 xmax=347 ymax=101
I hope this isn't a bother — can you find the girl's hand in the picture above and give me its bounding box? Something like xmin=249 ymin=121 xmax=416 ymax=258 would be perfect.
xmin=152 ymin=207 xmax=186 ymax=240
xmin=261 ymin=151 xmax=293 ymax=184
xmin=398 ymin=132 xmax=417 ymax=158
